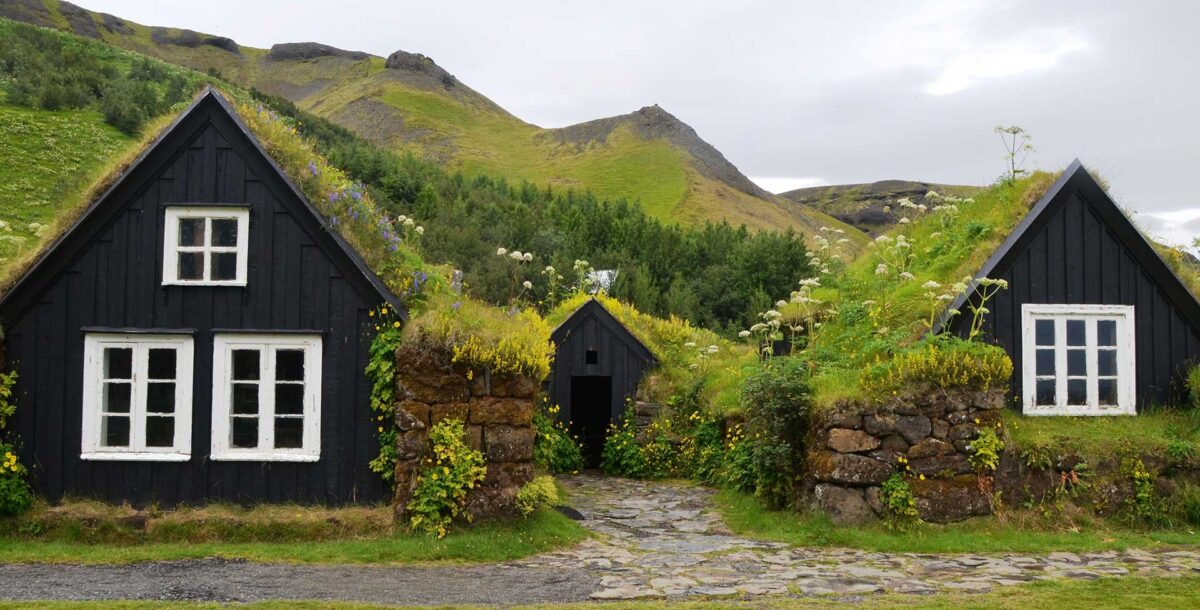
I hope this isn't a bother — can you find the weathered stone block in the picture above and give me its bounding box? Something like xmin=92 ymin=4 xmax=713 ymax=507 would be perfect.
xmin=396 ymin=429 xmax=427 ymax=460
xmin=864 ymin=414 xmax=898 ymax=436
xmin=824 ymin=412 xmax=863 ymax=430
xmin=809 ymin=451 xmax=891 ymax=485
xmin=948 ymin=423 xmax=978 ymax=441
xmin=864 ymin=486 xmax=883 ymax=516
xmin=931 ymin=419 xmax=949 ymax=440
xmin=910 ymin=475 xmax=991 ymax=522
xmin=907 ymin=438 xmax=954 ymax=459
xmin=827 ymin=428 xmax=880 ymax=453
xmin=463 ymin=486 xmax=519 ymax=521
xmin=491 ymin=374 xmax=539 ymax=399
xmin=895 ymin=415 xmax=932 ymax=444
xmin=814 ymin=484 xmax=875 ymax=524
xmin=396 ymin=371 xmax=469 ymax=404
xmin=880 ymin=434 xmax=910 ymax=452
xmin=469 ymin=397 xmax=533 ymax=426
xmin=910 ymin=453 xmax=973 ymax=477
xmin=395 ymin=400 xmax=429 ymax=431
xmin=483 ymin=461 xmax=535 ymax=489
xmin=430 ymin=402 xmax=469 ymax=425
xmin=465 ymin=424 xmax=483 ymax=451
xmin=484 ymin=426 xmax=536 ymax=463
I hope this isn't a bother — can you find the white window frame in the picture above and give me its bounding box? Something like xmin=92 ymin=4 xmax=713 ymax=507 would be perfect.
xmin=162 ymin=206 xmax=250 ymax=286
xmin=81 ymin=333 xmax=194 ymax=461
xmin=211 ymin=334 xmax=322 ymax=461
xmin=1021 ymin=304 xmax=1136 ymax=416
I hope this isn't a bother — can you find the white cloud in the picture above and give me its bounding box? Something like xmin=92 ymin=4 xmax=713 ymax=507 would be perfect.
xmin=1139 ymin=209 xmax=1200 ymax=252
xmin=926 ymin=34 xmax=1089 ymax=95
xmin=749 ymin=177 xmax=827 ymax=194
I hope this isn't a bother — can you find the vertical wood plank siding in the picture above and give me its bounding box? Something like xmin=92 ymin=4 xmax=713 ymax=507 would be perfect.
xmin=548 ymin=301 xmax=657 ymax=426
xmin=1 ymin=97 xmax=388 ymax=505
xmin=949 ymin=186 xmax=1200 ymax=408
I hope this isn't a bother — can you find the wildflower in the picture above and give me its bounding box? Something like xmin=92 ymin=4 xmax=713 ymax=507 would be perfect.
xmin=381 ymin=308 xmax=388 ymax=316
xmin=393 ymin=321 xmax=401 ymax=328
xmin=523 ymin=252 xmax=533 ymax=262
xmin=509 ymin=250 xmax=523 ymax=260
xmin=415 ymin=226 xmax=424 ymax=235
xmin=899 ymin=272 xmax=916 ymax=281
xmin=922 ymin=280 xmax=942 ymax=290
xmin=738 ymin=330 xmax=751 ymax=338
xmin=451 ymin=301 xmax=462 ymax=311
xmin=496 ymin=247 xmax=507 ymax=256
xmin=522 ymin=280 xmax=533 ymax=290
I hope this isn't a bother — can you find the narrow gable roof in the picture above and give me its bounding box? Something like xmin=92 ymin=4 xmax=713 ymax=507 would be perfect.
xmin=0 ymin=87 xmax=402 ymax=320
xmin=551 ymin=298 xmax=658 ymax=365
xmin=938 ymin=160 xmax=1200 ymax=333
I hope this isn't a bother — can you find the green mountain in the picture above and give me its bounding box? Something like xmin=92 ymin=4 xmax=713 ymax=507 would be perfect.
xmin=1 ymin=0 xmax=866 ymax=246
xmin=779 ymin=180 xmax=984 ymax=234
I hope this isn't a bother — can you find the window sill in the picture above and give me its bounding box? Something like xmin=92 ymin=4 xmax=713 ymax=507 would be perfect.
xmin=1022 ymin=406 xmax=1136 ymax=416
xmin=208 ymin=452 xmax=320 ymax=462
xmin=161 ymin=281 xmax=247 ymax=287
xmin=81 ymin=451 xmax=191 ymax=462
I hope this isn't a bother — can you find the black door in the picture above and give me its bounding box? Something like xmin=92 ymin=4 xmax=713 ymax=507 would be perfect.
xmin=570 ymin=376 xmax=612 ymax=467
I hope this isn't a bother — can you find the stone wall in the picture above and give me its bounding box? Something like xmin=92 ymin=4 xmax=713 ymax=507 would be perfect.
xmin=391 ymin=343 xmax=537 ymax=522
xmin=807 ymin=388 xmax=1006 ymax=524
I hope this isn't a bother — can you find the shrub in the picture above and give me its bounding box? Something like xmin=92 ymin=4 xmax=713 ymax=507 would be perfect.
xmin=968 ymin=425 xmax=1005 ymax=473
xmin=532 ymin=404 xmax=583 ymax=474
xmin=879 ymin=471 xmax=919 ymax=529
xmin=735 ymin=358 xmax=812 ymax=509
xmin=600 ymin=411 xmax=649 ymax=478
xmin=406 ymin=419 xmax=487 ymax=538
xmin=860 ymin=336 xmax=1012 ymax=399
xmin=1174 ymin=483 xmax=1200 ymax=527
xmin=514 ymin=475 xmax=559 ymax=517
xmin=0 ymin=445 xmax=31 ymax=516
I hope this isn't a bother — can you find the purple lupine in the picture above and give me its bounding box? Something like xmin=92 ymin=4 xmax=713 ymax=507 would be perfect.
xmin=308 ymin=161 xmax=319 ymax=176
xmin=451 ymin=301 xmax=462 ymax=311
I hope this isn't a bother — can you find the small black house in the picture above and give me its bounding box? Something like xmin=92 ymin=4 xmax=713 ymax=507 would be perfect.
xmin=549 ymin=299 xmax=657 ymax=464
xmin=942 ymin=161 xmax=1200 ymax=415
xmin=0 ymin=89 xmax=403 ymax=504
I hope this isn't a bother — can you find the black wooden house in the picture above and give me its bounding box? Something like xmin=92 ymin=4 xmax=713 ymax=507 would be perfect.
xmin=0 ymin=89 xmax=402 ymax=504
xmin=942 ymin=161 xmax=1200 ymax=415
xmin=548 ymin=299 xmax=657 ymax=464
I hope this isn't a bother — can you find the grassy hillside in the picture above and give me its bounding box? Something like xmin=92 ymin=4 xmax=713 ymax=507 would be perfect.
xmin=781 ymin=180 xmax=983 ymax=234
xmin=0 ymin=0 xmax=865 ymax=245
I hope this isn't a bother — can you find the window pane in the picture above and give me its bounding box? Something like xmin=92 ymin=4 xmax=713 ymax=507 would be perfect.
xmin=178 ymin=252 xmax=204 ymax=280
xmin=1036 ymin=349 xmax=1055 ymax=376
xmin=104 ymin=382 xmax=131 ymax=413
xmin=1035 ymin=319 xmax=1054 ymax=346
xmin=1098 ymin=349 xmax=1117 ymax=376
xmin=1066 ymin=320 xmax=1086 ymax=346
xmin=211 ymin=252 xmax=237 ymax=281
xmin=104 ymin=347 xmax=132 ymax=379
xmin=275 ymin=384 xmax=303 ymax=414
xmin=232 ymin=383 xmax=258 ymax=414
xmin=102 ymin=415 xmax=130 ymax=447
xmin=1067 ymin=379 xmax=1087 ymax=405
xmin=274 ymin=417 xmax=303 ymax=449
xmin=178 ymin=218 xmax=205 ymax=246
xmin=147 ymin=348 xmax=176 ymax=380
xmin=145 ymin=416 xmax=174 ymax=447
xmin=1098 ymin=319 xmax=1117 ymax=346
xmin=276 ymin=350 xmax=305 ymax=382
xmin=147 ymin=382 xmax=175 ymax=413
xmin=1067 ymin=349 xmax=1087 ymax=377
xmin=1036 ymin=379 xmax=1056 ymax=406
xmin=232 ymin=349 xmax=260 ymax=380
xmin=212 ymin=218 xmax=238 ymax=247
xmin=231 ymin=417 xmax=258 ymax=448
xmin=1098 ymin=379 xmax=1117 ymax=406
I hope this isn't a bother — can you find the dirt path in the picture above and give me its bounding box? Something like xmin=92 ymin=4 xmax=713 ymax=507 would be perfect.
xmin=0 ymin=474 xmax=1196 ymax=605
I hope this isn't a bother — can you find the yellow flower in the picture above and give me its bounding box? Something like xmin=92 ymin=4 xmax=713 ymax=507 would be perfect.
xmin=431 ymin=473 xmax=438 ymax=480
xmin=919 ymin=474 xmax=926 ymax=480
xmin=393 ymin=321 xmax=401 ymax=328
xmin=368 ymin=310 xmax=375 ymax=317
xmin=377 ymin=426 xmax=384 ymax=433
xmin=381 ymin=308 xmax=388 ymax=316
xmin=443 ymin=467 xmax=450 ymax=475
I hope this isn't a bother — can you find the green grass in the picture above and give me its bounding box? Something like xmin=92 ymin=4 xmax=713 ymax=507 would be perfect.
xmin=0 ymin=102 xmax=132 ymax=276
xmin=714 ymin=488 xmax=1199 ymax=554
xmin=2 ymin=576 xmax=1198 ymax=609
xmin=1005 ymin=408 xmax=1200 ymax=460
xmin=0 ymin=506 xmax=587 ymax=564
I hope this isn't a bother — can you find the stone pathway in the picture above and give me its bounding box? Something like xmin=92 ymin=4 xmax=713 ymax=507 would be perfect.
xmin=519 ymin=473 xmax=1200 ymax=600
xmin=0 ymin=474 xmax=1195 ymax=605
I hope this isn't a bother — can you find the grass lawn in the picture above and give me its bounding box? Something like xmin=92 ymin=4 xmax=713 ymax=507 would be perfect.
xmin=0 ymin=506 xmax=587 ymax=564
xmin=1 ymin=576 xmax=1197 ymax=609
xmin=714 ymin=489 xmax=1199 ymax=554
xmin=1004 ymin=408 xmax=1200 ymax=459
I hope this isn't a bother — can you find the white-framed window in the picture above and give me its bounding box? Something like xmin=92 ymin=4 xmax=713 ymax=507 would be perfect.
xmin=81 ymin=334 xmax=194 ymax=460
xmin=1021 ymin=304 xmax=1136 ymax=416
xmin=211 ymin=334 xmax=322 ymax=461
xmin=162 ymin=206 xmax=249 ymax=285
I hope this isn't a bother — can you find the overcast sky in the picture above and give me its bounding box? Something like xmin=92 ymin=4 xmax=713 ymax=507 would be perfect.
xmin=84 ymin=0 xmax=1200 ymax=245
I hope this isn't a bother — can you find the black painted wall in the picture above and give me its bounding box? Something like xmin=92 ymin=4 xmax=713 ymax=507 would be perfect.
xmin=548 ymin=300 xmax=656 ymax=428
xmin=0 ymin=93 xmax=393 ymax=504
xmin=947 ymin=166 xmax=1200 ymax=408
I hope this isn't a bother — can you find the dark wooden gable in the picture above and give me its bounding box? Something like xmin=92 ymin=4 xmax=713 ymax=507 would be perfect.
xmin=549 ymin=299 xmax=657 ymax=424
xmin=942 ymin=161 xmax=1200 ymax=407
xmin=0 ymin=88 xmax=400 ymax=504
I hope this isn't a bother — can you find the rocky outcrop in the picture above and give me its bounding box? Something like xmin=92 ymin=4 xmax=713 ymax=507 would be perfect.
xmin=807 ymin=388 xmax=1005 ymax=524
xmin=385 ymin=50 xmax=457 ymax=88
xmin=391 ymin=342 xmax=538 ymax=523
xmin=150 ymin=27 xmax=240 ymax=54
xmin=266 ymin=42 xmax=369 ymax=62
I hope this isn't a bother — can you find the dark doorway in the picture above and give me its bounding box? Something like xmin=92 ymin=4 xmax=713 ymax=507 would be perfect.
xmin=569 ymin=376 xmax=612 ymax=467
